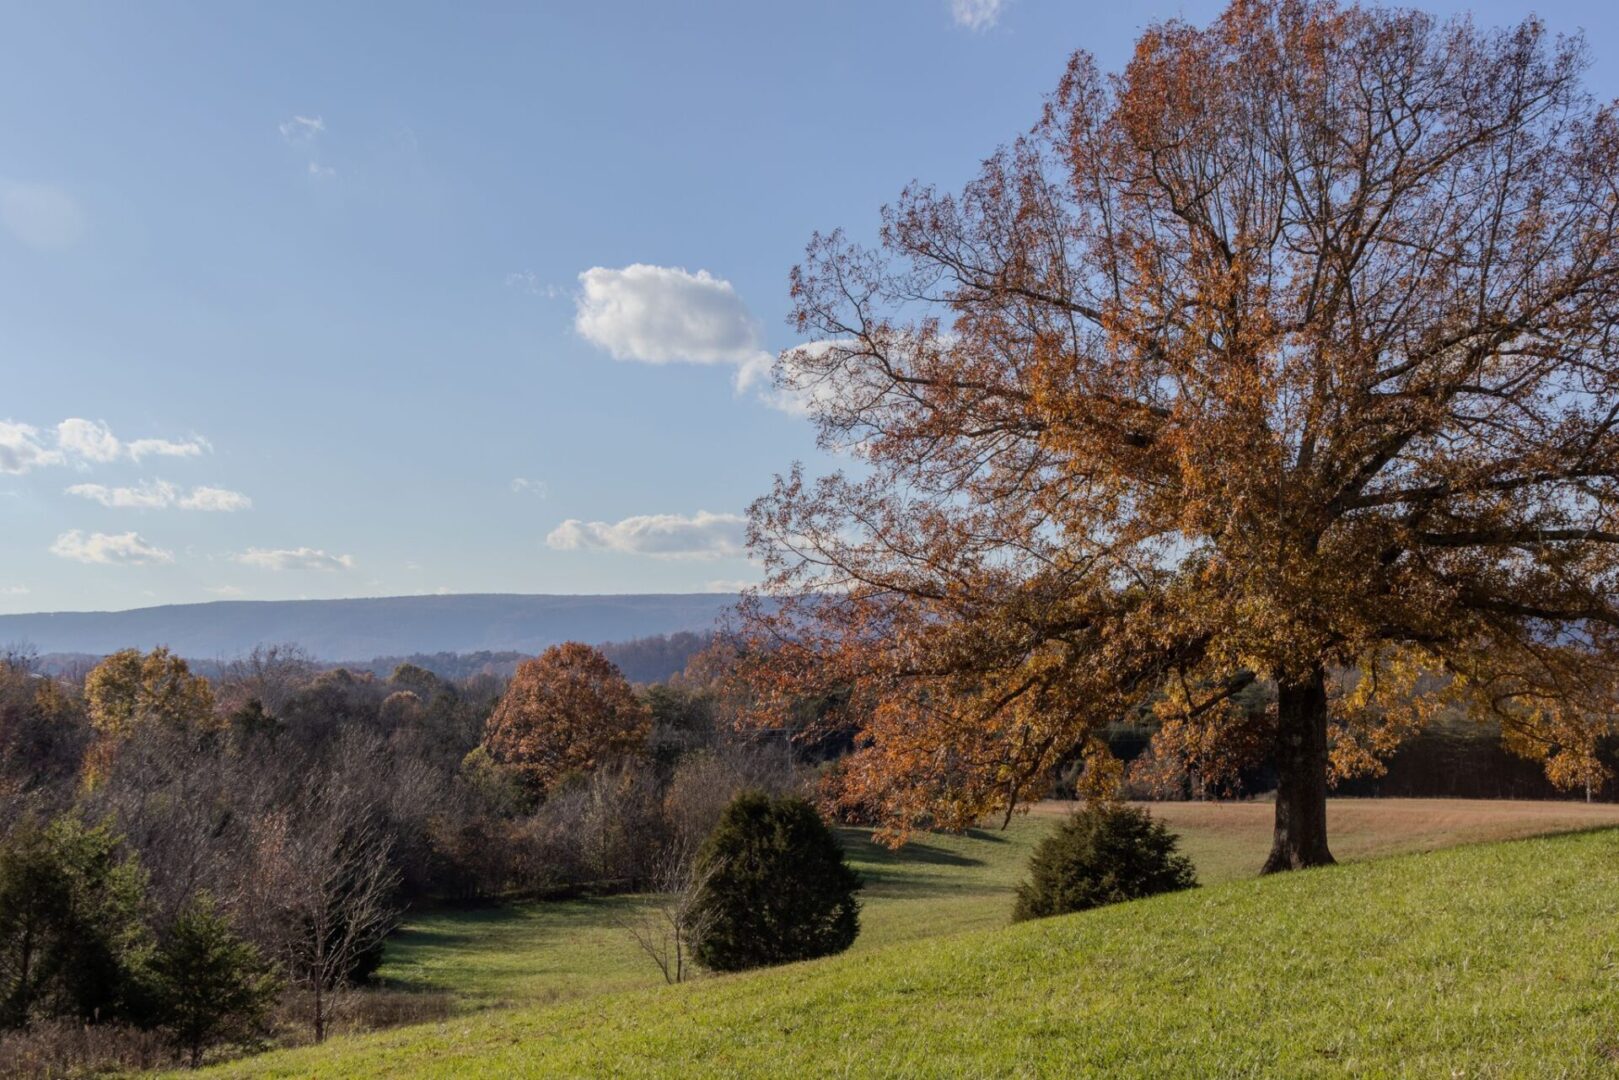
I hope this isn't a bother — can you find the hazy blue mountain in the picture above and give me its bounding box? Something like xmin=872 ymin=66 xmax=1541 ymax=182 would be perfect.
xmin=0 ymin=594 xmax=740 ymax=662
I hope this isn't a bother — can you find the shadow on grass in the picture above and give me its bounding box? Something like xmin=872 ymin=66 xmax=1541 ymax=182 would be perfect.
xmin=394 ymin=896 xmax=653 ymax=951
xmin=838 ymin=832 xmax=987 ymax=869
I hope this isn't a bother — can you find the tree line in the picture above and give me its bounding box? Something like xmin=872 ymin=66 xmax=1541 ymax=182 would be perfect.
xmin=0 ymin=638 xmax=811 ymax=1072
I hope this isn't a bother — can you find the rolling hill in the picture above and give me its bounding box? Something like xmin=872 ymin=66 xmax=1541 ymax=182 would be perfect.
xmin=0 ymin=593 xmax=740 ymax=661
xmin=193 ymin=825 xmax=1619 ymax=1077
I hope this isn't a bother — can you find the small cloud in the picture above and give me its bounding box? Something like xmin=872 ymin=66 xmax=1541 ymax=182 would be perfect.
xmin=950 ymin=0 xmax=1006 ymax=31
xmin=65 ymin=480 xmax=176 ymax=509
xmin=546 ymin=510 xmax=747 ymax=560
xmin=278 ymin=115 xmax=326 ymax=142
xmin=506 ymin=271 xmax=562 ymax=299
xmin=0 ymin=585 xmax=29 ymax=596
xmin=56 ymin=418 xmax=122 ymax=463
xmin=574 ymin=264 xmax=771 ymax=382
xmin=53 ymin=419 xmax=211 ymax=467
xmin=510 ymin=477 xmax=548 ymax=497
xmin=50 ymin=530 xmax=174 ymax=566
xmin=233 ymin=546 xmax=354 ymax=572
xmin=128 ymin=435 xmax=210 ymax=461
xmin=0 ymin=182 xmax=88 ymax=251
xmin=206 ymin=584 xmax=244 ymax=597
xmin=0 ymin=421 xmax=64 ymax=474
xmin=433 ymin=585 xmax=452 ymax=595
xmin=178 ymin=486 xmax=251 ymax=512
xmin=703 ymin=578 xmax=757 ymax=593
xmin=754 ymin=340 xmax=848 ymax=416
xmin=65 ymin=480 xmax=248 ymax=511
xmin=4 ymin=419 xmax=212 ymax=474
xmin=279 ymin=116 xmax=335 ymax=180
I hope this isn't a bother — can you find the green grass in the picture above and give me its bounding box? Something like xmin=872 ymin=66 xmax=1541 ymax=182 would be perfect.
xmin=200 ymin=827 xmax=1619 ymax=1078
xmin=375 ymin=798 xmax=1619 ymax=1014
xmin=375 ymin=817 xmax=1046 ymax=1011
xmin=193 ymin=806 xmax=1619 ymax=1078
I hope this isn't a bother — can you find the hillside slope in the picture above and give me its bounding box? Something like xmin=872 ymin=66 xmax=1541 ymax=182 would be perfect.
xmin=0 ymin=593 xmax=738 ymax=660
xmin=201 ymin=828 xmax=1619 ymax=1078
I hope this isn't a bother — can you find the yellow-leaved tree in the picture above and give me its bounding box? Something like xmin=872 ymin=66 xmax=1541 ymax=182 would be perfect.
xmin=83 ymin=646 xmax=216 ymax=782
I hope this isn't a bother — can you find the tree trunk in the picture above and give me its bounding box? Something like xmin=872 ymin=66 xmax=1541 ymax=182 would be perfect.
xmin=1262 ymin=663 xmax=1336 ymax=873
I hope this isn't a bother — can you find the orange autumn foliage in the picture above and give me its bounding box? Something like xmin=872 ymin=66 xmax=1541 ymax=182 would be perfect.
xmin=482 ymin=642 xmax=650 ymax=797
xmin=740 ymin=0 xmax=1619 ymax=870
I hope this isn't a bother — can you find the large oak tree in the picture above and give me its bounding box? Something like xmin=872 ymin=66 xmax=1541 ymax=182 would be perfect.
xmin=743 ymin=0 xmax=1619 ymax=871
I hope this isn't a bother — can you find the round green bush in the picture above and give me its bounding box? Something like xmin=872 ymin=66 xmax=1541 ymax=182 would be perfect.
xmin=1013 ymin=803 xmax=1196 ymax=921
xmin=686 ymin=791 xmax=862 ymax=972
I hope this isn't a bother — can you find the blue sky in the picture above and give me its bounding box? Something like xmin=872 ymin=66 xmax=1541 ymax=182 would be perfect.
xmin=4 ymin=0 xmax=1617 ymax=613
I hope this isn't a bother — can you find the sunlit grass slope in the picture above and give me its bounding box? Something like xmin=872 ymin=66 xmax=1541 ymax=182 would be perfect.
xmin=202 ymin=825 xmax=1619 ymax=1078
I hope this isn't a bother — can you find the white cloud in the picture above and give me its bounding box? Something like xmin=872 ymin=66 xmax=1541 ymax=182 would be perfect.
xmin=307 ymin=161 xmax=336 ymax=180
xmin=0 ymin=422 xmax=63 ymax=474
xmin=3 ymin=418 xmax=214 ymax=475
xmin=65 ymin=480 xmax=175 ymax=509
xmin=703 ymin=578 xmax=758 ymax=593
xmin=50 ymin=530 xmax=174 ymax=566
xmin=279 ymin=115 xmax=325 ymax=142
xmin=179 ymin=486 xmax=251 ymax=511
xmin=757 ymin=340 xmax=854 ymax=417
xmin=951 ymin=0 xmax=1006 ymax=31
xmin=510 ymin=477 xmax=548 ymax=497
xmin=546 ymin=510 xmax=747 ymax=560
xmin=0 ymin=585 xmax=29 ymax=596
xmin=234 ymin=547 xmax=355 ymax=572
xmin=570 ymin=264 xmax=840 ymax=415
xmin=56 ymin=418 xmax=122 ymax=463
xmin=574 ymin=264 xmax=771 ymax=377
xmin=128 ymin=435 xmax=210 ymax=461
xmin=0 ymin=182 xmax=88 ymax=251
xmin=65 ymin=480 xmax=250 ymax=511
xmin=205 ymin=584 xmax=244 ymax=597
xmin=46 ymin=419 xmax=210 ymax=469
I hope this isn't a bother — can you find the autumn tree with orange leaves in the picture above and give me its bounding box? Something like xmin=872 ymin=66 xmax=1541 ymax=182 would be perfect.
xmin=482 ymin=642 xmax=650 ymax=798
xmin=742 ymin=0 xmax=1619 ymax=872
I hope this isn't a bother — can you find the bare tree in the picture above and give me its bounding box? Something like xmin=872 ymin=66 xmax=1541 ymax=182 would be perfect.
xmin=616 ymin=850 xmax=719 ymax=985
xmin=214 ymin=644 xmax=319 ymax=720
xmin=247 ymin=782 xmax=399 ymax=1042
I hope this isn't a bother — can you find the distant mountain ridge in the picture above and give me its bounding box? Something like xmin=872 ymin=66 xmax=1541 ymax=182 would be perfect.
xmin=0 ymin=593 xmax=741 ymax=661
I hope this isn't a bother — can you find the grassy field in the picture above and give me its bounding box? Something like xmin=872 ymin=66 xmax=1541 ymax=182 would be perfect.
xmin=1105 ymin=797 xmax=1619 ymax=884
xmin=373 ymin=797 xmax=1619 ymax=1016
xmin=194 ymin=806 xmax=1619 ymax=1078
xmin=367 ymin=815 xmax=1042 ymax=1012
